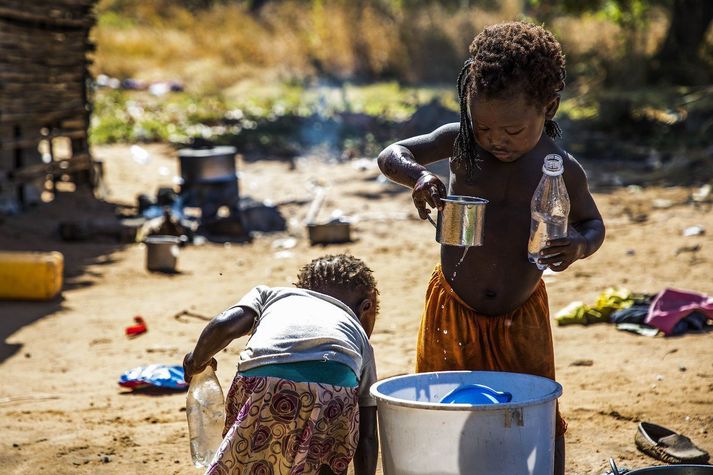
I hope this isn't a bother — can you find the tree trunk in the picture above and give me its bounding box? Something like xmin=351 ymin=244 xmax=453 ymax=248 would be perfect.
xmin=652 ymin=0 xmax=713 ymax=84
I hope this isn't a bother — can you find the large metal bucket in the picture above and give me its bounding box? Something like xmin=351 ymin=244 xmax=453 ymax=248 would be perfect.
xmin=427 ymin=195 xmax=487 ymax=247
xmin=177 ymin=146 xmax=237 ymax=185
xmin=370 ymin=371 xmax=562 ymax=475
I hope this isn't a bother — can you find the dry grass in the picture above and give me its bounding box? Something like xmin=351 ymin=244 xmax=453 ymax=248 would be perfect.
xmin=92 ymin=1 xmax=690 ymax=105
xmin=92 ymin=0 xmax=564 ymax=92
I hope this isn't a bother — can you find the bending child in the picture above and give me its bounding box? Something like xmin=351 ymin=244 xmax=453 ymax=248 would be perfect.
xmin=377 ymin=21 xmax=605 ymax=475
xmin=183 ymin=254 xmax=379 ymax=475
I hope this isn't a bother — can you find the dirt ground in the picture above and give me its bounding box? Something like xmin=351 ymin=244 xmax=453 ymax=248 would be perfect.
xmin=1 ymin=143 xmax=711 ymax=475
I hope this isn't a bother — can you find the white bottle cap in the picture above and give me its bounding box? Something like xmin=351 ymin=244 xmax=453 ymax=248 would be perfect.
xmin=542 ymin=154 xmax=564 ymax=176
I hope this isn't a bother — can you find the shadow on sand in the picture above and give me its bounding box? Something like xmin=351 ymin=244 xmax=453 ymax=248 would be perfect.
xmin=0 ymin=190 xmax=131 ymax=364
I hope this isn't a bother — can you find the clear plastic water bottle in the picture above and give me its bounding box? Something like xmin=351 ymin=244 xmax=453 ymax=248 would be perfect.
xmin=186 ymin=366 xmax=226 ymax=468
xmin=527 ymin=154 xmax=570 ymax=270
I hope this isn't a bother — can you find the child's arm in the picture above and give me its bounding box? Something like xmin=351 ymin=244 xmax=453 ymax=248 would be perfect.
xmin=377 ymin=123 xmax=458 ymax=219
xmin=353 ymin=406 xmax=378 ymax=475
xmin=538 ymin=156 xmax=605 ymax=271
xmin=182 ymin=306 xmax=257 ymax=383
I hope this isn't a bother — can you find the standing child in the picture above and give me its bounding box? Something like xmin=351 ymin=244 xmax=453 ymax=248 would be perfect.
xmin=183 ymin=254 xmax=379 ymax=475
xmin=377 ymin=21 xmax=605 ymax=475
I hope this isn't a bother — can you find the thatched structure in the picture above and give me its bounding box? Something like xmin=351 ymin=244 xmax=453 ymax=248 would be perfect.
xmin=0 ymin=0 xmax=98 ymax=213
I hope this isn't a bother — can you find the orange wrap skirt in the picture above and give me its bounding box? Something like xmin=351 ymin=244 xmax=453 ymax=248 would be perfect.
xmin=416 ymin=265 xmax=567 ymax=436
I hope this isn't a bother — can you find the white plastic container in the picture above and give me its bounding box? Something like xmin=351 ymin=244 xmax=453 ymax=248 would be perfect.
xmin=370 ymin=371 xmax=562 ymax=475
xmin=186 ymin=367 xmax=225 ymax=468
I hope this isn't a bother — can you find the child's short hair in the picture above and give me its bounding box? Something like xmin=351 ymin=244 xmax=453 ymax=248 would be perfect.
xmin=295 ymin=254 xmax=378 ymax=298
xmin=453 ymin=21 xmax=566 ymax=179
xmin=468 ymin=22 xmax=565 ymax=108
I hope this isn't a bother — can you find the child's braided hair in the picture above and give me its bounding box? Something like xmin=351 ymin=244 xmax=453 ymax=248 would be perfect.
xmin=295 ymin=253 xmax=378 ymax=300
xmin=453 ymin=21 xmax=566 ymax=180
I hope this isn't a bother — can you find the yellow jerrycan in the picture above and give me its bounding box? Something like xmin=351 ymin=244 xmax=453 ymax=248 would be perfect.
xmin=0 ymin=251 xmax=64 ymax=301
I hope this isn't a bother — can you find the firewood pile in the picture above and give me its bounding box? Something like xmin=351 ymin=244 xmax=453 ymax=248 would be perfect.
xmin=0 ymin=0 xmax=98 ymax=213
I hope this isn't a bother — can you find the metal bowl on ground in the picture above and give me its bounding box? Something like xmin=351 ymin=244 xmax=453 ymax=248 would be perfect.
xmin=611 ymin=459 xmax=713 ymax=475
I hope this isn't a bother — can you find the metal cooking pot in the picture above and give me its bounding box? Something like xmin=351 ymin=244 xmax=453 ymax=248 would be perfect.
xmin=426 ymin=195 xmax=488 ymax=247
xmin=177 ymin=146 xmax=237 ymax=185
xmin=610 ymin=458 xmax=713 ymax=475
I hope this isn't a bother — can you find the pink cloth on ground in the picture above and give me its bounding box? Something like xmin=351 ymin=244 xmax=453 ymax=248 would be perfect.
xmin=646 ymin=288 xmax=713 ymax=336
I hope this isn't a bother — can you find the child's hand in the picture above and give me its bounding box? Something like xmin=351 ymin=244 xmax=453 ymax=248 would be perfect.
xmin=182 ymin=351 xmax=218 ymax=385
xmin=412 ymin=172 xmax=446 ymax=220
xmin=537 ymin=230 xmax=587 ymax=272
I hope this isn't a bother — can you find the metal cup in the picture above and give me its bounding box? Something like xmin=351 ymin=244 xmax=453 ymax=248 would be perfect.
xmin=426 ymin=195 xmax=488 ymax=247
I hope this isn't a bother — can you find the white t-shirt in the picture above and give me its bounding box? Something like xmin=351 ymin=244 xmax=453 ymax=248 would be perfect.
xmin=233 ymin=286 xmax=377 ymax=407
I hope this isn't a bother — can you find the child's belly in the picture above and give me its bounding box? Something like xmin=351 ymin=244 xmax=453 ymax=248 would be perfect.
xmin=441 ymin=229 xmax=543 ymax=315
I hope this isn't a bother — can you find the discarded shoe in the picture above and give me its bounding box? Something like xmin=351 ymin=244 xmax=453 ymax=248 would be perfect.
xmin=635 ymin=421 xmax=710 ymax=464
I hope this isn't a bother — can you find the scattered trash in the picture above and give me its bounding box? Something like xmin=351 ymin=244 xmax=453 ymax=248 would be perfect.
xmin=272 ymin=237 xmax=297 ymax=250
xmin=627 ymin=185 xmax=643 ymax=194
xmin=174 ymin=309 xmax=212 ymax=322
xmin=615 ymin=323 xmax=659 ymax=336
xmin=675 ymin=244 xmax=701 ymax=256
xmin=118 ymin=364 xmax=188 ymax=391
xmin=130 ymin=145 xmax=151 ymax=165
xmin=125 ymin=316 xmax=147 ymax=337
xmin=95 ymin=74 xmax=120 ymax=89
xmin=691 ymin=184 xmax=711 ymax=203
xmin=274 ymin=250 xmax=294 ymax=259
xmin=0 ymin=394 xmax=60 ymax=406
xmin=683 ymin=225 xmax=705 ymax=236
xmin=652 ymin=198 xmax=674 ymax=209
xmin=148 ymin=81 xmax=184 ymax=96
xmin=351 ymin=158 xmax=378 ymax=171
xmin=146 ymin=345 xmax=178 ymax=354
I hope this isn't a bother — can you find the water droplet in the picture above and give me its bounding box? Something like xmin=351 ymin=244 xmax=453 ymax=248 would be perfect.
xmin=451 ymin=248 xmax=470 ymax=282
xmin=458 ymin=342 xmax=462 ymax=346
xmin=443 ymin=329 xmax=448 ymax=334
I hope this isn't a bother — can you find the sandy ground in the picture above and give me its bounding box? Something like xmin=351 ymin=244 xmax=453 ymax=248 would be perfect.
xmin=1 ymin=143 xmax=712 ymax=475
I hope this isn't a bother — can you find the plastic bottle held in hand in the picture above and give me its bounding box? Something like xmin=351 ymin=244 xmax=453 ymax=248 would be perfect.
xmin=527 ymin=154 xmax=570 ymax=270
xmin=186 ymin=366 xmax=225 ymax=468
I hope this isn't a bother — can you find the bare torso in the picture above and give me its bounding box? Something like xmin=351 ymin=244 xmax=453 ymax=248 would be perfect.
xmin=442 ymin=134 xmax=567 ymax=315
xmin=378 ymin=122 xmax=599 ymax=315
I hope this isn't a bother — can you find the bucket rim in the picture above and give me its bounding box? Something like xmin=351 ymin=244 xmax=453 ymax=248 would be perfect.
xmin=370 ymin=370 xmax=562 ymax=411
